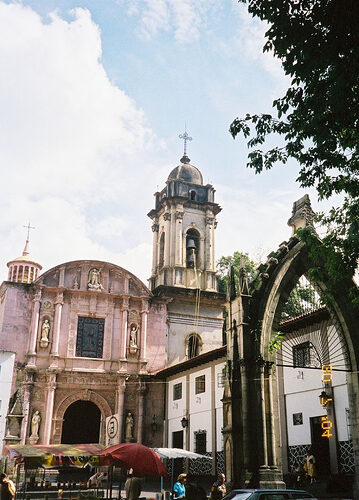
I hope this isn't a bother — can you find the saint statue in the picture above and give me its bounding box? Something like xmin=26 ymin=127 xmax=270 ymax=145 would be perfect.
xmin=41 ymin=319 xmax=50 ymax=341
xmin=129 ymin=325 xmax=138 ymax=353
xmin=31 ymin=410 xmax=41 ymax=437
xmin=125 ymin=411 xmax=134 ymax=440
xmin=88 ymin=268 xmax=104 ymax=291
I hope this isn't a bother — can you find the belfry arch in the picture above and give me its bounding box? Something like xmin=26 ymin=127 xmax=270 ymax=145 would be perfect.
xmin=224 ymin=234 xmax=359 ymax=495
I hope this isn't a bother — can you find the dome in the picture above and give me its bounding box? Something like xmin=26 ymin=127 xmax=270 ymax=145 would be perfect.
xmin=167 ymin=154 xmax=203 ymax=185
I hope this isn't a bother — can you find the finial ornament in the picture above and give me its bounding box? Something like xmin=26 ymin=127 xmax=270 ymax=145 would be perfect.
xmin=22 ymin=222 xmax=35 ymax=256
xmin=179 ymin=125 xmax=192 ymax=160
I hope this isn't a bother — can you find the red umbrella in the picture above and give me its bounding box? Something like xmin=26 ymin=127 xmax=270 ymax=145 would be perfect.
xmin=100 ymin=443 xmax=167 ymax=477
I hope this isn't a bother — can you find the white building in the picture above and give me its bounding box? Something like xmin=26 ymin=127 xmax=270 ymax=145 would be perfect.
xmin=0 ymin=351 xmax=15 ymax=446
xmin=156 ymin=346 xmax=226 ymax=475
xmin=277 ymin=308 xmax=354 ymax=476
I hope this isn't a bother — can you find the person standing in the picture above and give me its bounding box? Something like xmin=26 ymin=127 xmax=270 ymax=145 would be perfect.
xmin=124 ymin=469 xmax=142 ymax=500
xmin=304 ymin=450 xmax=316 ymax=484
xmin=210 ymin=473 xmax=226 ymax=499
xmin=0 ymin=474 xmax=16 ymax=500
xmin=173 ymin=473 xmax=186 ymax=499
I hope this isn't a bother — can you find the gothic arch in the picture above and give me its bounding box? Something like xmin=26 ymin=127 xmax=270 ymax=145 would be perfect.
xmin=245 ymin=235 xmax=359 ymax=491
xmin=53 ymin=390 xmax=112 ymax=444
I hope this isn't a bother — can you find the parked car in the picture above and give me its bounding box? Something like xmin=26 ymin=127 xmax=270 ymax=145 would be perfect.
xmin=223 ymin=489 xmax=317 ymax=500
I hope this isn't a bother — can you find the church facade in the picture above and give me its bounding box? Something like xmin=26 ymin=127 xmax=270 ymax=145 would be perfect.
xmin=0 ymin=151 xmax=225 ymax=451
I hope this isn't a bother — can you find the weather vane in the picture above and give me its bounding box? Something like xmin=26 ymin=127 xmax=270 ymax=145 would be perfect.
xmin=23 ymin=222 xmax=35 ymax=241
xmin=179 ymin=125 xmax=192 ymax=155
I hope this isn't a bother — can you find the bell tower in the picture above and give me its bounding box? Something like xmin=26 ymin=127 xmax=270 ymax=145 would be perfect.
xmin=148 ymin=133 xmax=224 ymax=365
xmin=148 ymin=135 xmax=221 ymax=293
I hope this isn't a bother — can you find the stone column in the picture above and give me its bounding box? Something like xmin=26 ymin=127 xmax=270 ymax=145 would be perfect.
xmin=205 ymin=215 xmax=214 ymax=271
xmin=151 ymin=222 xmax=159 ymax=275
xmin=43 ymin=372 xmax=57 ymax=444
xmin=175 ymin=211 xmax=184 ymax=266
xmin=140 ymin=301 xmax=148 ymax=361
xmin=50 ymin=292 xmax=64 ymax=362
xmin=121 ymin=297 xmax=129 ymax=360
xmin=21 ymin=370 xmax=34 ymax=444
xmin=27 ymin=289 xmax=42 ymax=367
xmin=137 ymin=383 xmax=146 ymax=444
xmin=163 ymin=212 xmax=171 ymax=267
xmin=265 ymin=361 xmax=276 ymax=467
xmin=116 ymin=378 xmax=126 ymax=443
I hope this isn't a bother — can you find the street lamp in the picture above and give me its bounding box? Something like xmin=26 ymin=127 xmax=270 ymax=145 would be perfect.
xmin=181 ymin=416 xmax=189 ymax=428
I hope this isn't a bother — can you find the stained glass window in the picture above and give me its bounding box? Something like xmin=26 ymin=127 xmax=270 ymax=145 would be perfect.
xmin=76 ymin=317 xmax=104 ymax=358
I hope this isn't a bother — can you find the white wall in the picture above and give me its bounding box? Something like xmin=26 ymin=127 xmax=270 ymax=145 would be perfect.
xmin=0 ymin=351 xmax=15 ymax=447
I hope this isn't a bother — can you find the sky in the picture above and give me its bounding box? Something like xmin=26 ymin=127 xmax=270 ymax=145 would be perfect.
xmin=0 ymin=0 xmax=327 ymax=285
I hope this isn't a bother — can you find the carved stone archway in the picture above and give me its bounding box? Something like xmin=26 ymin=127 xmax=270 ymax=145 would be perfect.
xmin=225 ymin=235 xmax=359 ymax=494
xmin=53 ymin=390 xmax=112 ymax=444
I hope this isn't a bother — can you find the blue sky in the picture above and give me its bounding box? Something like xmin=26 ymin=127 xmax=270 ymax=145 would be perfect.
xmin=0 ymin=0 xmax=323 ymax=283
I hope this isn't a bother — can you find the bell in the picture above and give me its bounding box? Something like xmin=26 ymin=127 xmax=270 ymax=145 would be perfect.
xmin=186 ymin=238 xmax=196 ymax=250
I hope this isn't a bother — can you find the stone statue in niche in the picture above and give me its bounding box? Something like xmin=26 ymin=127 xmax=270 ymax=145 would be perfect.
xmin=40 ymin=319 xmax=50 ymax=348
xmin=125 ymin=411 xmax=134 ymax=441
xmin=129 ymin=324 xmax=138 ymax=354
xmin=30 ymin=410 xmax=41 ymax=440
xmin=88 ymin=268 xmax=104 ymax=291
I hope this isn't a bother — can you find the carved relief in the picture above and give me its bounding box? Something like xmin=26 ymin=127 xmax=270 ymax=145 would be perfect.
xmin=88 ymin=268 xmax=104 ymax=291
xmin=129 ymin=324 xmax=138 ymax=354
xmin=40 ymin=318 xmax=50 ymax=348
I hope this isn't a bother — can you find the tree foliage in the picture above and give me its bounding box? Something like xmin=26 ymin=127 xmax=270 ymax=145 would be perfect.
xmin=231 ymin=0 xmax=359 ymax=286
xmin=217 ymin=251 xmax=257 ymax=294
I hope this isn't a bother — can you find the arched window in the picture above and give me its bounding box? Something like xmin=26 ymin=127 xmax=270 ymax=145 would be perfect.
xmin=186 ymin=229 xmax=200 ymax=268
xmin=18 ymin=266 xmax=23 ymax=283
xmin=187 ymin=334 xmax=201 ymax=359
xmin=159 ymin=233 xmax=165 ymax=268
xmin=190 ymin=190 xmax=196 ymax=201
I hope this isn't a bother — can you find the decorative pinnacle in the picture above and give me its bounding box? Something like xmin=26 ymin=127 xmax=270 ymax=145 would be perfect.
xmin=179 ymin=125 xmax=192 ymax=162
xmin=22 ymin=222 xmax=35 ymax=256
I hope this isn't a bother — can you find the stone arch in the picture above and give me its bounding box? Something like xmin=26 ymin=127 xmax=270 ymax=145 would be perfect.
xmin=53 ymin=390 xmax=112 ymax=444
xmin=246 ymin=236 xmax=359 ymax=492
xmin=184 ymin=332 xmax=203 ymax=359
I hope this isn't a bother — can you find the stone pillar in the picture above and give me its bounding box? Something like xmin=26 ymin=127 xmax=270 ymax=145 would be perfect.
xmin=163 ymin=212 xmax=171 ymax=267
xmin=21 ymin=370 xmax=34 ymax=444
xmin=175 ymin=211 xmax=184 ymax=266
xmin=116 ymin=378 xmax=126 ymax=443
xmin=27 ymin=289 xmax=42 ymax=366
xmin=121 ymin=297 xmax=129 ymax=360
xmin=43 ymin=372 xmax=57 ymax=444
xmin=50 ymin=292 xmax=64 ymax=361
xmin=137 ymin=383 xmax=146 ymax=444
xmin=205 ymin=215 xmax=214 ymax=271
xmin=151 ymin=222 xmax=159 ymax=275
xmin=140 ymin=301 xmax=148 ymax=361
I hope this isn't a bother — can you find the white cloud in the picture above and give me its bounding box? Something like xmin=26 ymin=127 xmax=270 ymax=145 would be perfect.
xmin=0 ymin=2 xmax=161 ymax=285
xmin=120 ymin=0 xmax=219 ymax=43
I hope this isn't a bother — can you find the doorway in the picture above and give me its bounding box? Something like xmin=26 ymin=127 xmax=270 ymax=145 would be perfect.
xmin=310 ymin=416 xmax=331 ymax=476
xmin=61 ymin=400 xmax=101 ymax=444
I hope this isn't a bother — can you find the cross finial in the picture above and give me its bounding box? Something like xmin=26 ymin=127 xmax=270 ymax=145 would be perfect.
xmin=179 ymin=125 xmax=192 ymax=156
xmin=23 ymin=222 xmax=35 ymax=241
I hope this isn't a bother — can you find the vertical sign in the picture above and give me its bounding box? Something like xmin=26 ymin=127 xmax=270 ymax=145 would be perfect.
xmin=106 ymin=414 xmax=120 ymax=447
xmin=320 ymin=365 xmax=333 ymax=438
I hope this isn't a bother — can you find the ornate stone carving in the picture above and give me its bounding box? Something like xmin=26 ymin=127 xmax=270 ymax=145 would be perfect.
xmin=88 ymin=268 xmax=104 ymax=291
xmin=151 ymin=223 xmax=159 ymax=232
xmin=125 ymin=411 xmax=134 ymax=441
xmin=129 ymin=324 xmax=138 ymax=354
xmin=40 ymin=319 xmax=50 ymax=348
xmin=163 ymin=212 xmax=171 ymax=221
xmin=30 ymin=410 xmax=41 ymax=438
xmin=175 ymin=211 xmax=184 ymax=220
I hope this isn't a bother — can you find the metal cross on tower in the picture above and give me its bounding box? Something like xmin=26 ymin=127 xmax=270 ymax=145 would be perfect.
xmin=179 ymin=128 xmax=192 ymax=155
xmin=23 ymin=222 xmax=35 ymax=241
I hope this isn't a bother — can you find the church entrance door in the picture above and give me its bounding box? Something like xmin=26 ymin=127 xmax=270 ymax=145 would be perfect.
xmin=61 ymin=400 xmax=101 ymax=444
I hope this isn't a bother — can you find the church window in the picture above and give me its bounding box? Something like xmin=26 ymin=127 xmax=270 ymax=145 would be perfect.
xmin=76 ymin=317 xmax=104 ymax=358
xmin=194 ymin=430 xmax=207 ymax=454
xmin=195 ymin=375 xmax=205 ymax=394
xmin=29 ymin=267 xmax=34 ymax=282
xmin=186 ymin=229 xmax=200 ymax=268
xmin=187 ymin=334 xmax=200 ymax=358
xmin=293 ymin=341 xmax=311 ymax=367
xmin=173 ymin=383 xmax=182 ymax=401
xmin=190 ymin=190 xmax=196 ymax=201
xmin=159 ymin=233 xmax=165 ymax=268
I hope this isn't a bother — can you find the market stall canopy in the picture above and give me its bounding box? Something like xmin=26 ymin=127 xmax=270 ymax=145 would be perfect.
xmin=100 ymin=443 xmax=167 ymax=477
xmin=5 ymin=444 xmax=105 ymax=468
xmin=153 ymin=448 xmax=212 ymax=460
